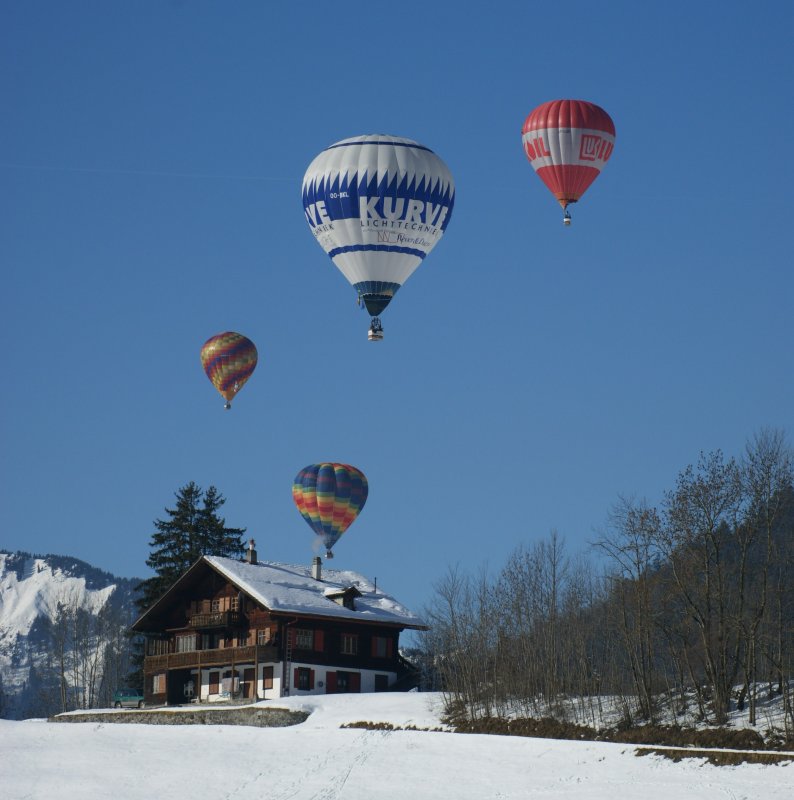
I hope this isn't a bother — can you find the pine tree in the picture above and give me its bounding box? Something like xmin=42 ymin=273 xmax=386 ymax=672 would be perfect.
xmin=135 ymin=482 xmax=246 ymax=613
xmin=200 ymin=485 xmax=246 ymax=560
xmin=128 ymin=482 xmax=246 ymax=688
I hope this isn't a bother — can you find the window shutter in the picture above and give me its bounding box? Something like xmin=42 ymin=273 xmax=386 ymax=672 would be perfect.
xmin=371 ymin=637 xmax=377 ymax=658
xmin=294 ymin=667 xmax=300 ymax=689
xmin=350 ymin=672 xmax=361 ymax=693
xmin=309 ymin=669 xmax=315 ymax=690
xmin=387 ymin=638 xmax=394 ymax=658
xmin=326 ymin=671 xmax=337 ymax=693
xmin=314 ymin=630 xmax=324 ymax=652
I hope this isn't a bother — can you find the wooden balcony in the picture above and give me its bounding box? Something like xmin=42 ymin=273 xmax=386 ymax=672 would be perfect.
xmin=187 ymin=611 xmax=242 ymax=629
xmin=145 ymin=644 xmax=278 ymax=673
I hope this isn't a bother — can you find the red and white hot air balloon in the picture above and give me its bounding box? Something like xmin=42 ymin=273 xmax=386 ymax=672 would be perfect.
xmin=521 ymin=99 xmax=615 ymax=225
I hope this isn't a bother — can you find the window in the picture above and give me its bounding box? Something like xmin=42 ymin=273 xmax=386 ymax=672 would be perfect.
xmin=152 ymin=673 xmax=165 ymax=694
xmin=222 ymin=670 xmax=240 ymax=695
xmin=237 ymin=631 xmax=249 ymax=646
xmin=332 ymin=671 xmax=361 ymax=694
xmin=296 ymin=667 xmax=313 ymax=691
xmin=375 ymin=674 xmax=389 ymax=692
xmin=295 ymin=629 xmax=313 ymax=649
xmin=146 ymin=639 xmax=168 ymax=656
xmin=340 ymin=633 xmax=358 ymax=655
xmin=372 ymin=636 xmax=392 ymax=658
xmin=211 ymin=598 xmax=220 ymax=612
xmin=176 ymin=634 xmax=197 ymax=653
xmin=231 ymin=596 xmax=240 ymax=611
xmin=262 ymin=666 xmax=274 ymax=690
xmin=257 ymin=628 xmax=271 ymax=645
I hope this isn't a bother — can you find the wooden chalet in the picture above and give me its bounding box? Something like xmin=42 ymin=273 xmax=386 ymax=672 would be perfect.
xmin=131 ymin=541 xmax=427 ymax=705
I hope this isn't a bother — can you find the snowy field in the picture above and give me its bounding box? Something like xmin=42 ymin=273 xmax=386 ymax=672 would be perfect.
xmin=1 ymin=692 xmax=792 ymax=800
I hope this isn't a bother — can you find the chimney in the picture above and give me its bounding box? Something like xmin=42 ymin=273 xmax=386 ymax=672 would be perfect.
xmin=245 ymin=538 xmax=257 ymax=565
xmin=311 ymin=556 xmax=322 ymax=581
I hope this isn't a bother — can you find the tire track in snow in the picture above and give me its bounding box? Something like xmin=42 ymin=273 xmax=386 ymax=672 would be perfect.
xmin=221 ymin=729 xmax=388 ymax=800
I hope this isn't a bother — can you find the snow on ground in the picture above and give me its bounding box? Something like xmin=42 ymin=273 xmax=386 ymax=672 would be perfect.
xmin=2 ymin=692 xmax=792 ymax=800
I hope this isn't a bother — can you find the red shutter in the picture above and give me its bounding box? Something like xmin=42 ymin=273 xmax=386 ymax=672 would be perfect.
xmin=387 ymin=638 xmax=394 ymax=659
xmin=314 ymin=629 xmax=324 ymax=652
xmin=309 ymin=669 xmax=315 ymax=690
xmin=326 ymin=671 xmax=337 ymax=694
xmin=370 ymin=637 xmax=377 ymax=658
xmin=294 ymin=667 xmax=300 ymax=689
xmin=350 ymin=672 xmax=361 ymax=693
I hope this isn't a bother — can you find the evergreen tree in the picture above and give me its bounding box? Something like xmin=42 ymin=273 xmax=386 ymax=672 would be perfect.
xmin=135 ymin=482 xmax=246 ymax=613
xmin=128 ymin=482 xmax=246 ymax=688
xmin=200 ymin=485 xmax=246 ymax=560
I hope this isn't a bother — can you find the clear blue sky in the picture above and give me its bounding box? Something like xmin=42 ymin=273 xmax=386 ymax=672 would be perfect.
xmin=2 ymin=1 xmax=792 ymax=615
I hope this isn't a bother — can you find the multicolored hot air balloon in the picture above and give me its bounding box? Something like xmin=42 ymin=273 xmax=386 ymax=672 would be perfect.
xmin=521 ymin=100 xmax=615 ymax=225
xmin=292 ymin=463 xmax=368 ymax=558
xmin=302 ymin=135 xmax=455 ymax=341
xmin=200 ymin=331 xmax=258 ymax=409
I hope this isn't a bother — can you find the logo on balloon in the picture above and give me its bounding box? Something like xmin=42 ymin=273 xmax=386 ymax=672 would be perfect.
xmin=579 ymin=134 xmax=614 ymax=163
xmin=523 ymin=135 xmax=551 ymax=161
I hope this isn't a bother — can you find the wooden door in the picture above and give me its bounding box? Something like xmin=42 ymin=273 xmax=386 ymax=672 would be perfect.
xmin=243 ymin=668 xmax=255 ymax=698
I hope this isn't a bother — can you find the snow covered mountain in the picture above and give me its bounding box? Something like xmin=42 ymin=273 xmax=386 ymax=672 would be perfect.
xmin=0 ymin=551 xmax=140 ymax=719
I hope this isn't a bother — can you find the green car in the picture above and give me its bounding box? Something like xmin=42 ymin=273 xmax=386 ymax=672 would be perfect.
xmin=113 ymin=689 xmax=145 ymax=709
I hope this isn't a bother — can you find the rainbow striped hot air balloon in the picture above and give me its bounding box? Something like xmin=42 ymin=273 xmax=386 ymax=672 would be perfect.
xmin=292 ymin=463 xmax=368 ymax=558
xmin=200 ymin=332 xmax=258 ymax=409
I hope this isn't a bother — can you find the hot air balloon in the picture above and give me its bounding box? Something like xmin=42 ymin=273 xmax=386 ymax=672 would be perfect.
xmin=200 ymin=332 xmax=258 ymax=409
xmin=292 ymin=463 xmax=368 ymax=558
xmin=302 ymin=135 xmax=455 ymax=341
xmin=521 ymin=100 xmax=615 ymax=225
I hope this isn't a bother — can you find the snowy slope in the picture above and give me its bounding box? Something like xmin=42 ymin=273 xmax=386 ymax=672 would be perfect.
xmin=0 ymin=554 xmax=115 ymax=639
xmin=2 ymin=692 xmax=792 ymax=800
xmin=0 ymin=552 xmax=138 ymax=717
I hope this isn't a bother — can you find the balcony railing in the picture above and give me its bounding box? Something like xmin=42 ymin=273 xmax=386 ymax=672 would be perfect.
xmin=145 ymin=643 xmax=278 ymax=672
xmin=186 ymin=611 xmax=242 ymax=629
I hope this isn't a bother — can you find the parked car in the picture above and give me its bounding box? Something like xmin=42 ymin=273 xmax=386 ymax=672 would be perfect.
xmin=113 ymin=689 xmax=145 ymax=708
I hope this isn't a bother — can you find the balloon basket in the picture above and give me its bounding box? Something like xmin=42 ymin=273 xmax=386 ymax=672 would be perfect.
xmin=368 ymin=317 xmax=384 ymax=342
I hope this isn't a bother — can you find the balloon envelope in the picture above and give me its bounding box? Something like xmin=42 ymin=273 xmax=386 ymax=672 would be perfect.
xmin=292 ymin=463 xmax=368 ymax=556
xmin=200 ymin=332 xmax=258 ymax=407
xmin=521 ymin=100 xmax=615 ymax=209
xmin=302 ymin=135 xmax=455 ymax=318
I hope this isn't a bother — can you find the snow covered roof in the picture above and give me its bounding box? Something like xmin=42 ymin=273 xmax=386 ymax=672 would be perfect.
xmin=203 ymin=556 xmax=427 ymax=629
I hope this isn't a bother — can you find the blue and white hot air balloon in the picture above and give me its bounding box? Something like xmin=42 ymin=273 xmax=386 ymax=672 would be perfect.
xmin=302 ymin=135 xmax=455 ymax=340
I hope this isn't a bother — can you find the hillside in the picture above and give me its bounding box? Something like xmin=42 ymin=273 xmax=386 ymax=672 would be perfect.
xmin=2 ymin=692 xmax=792 ymax=799
xmin=0 ymin=551 xmax=141 ymax=719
